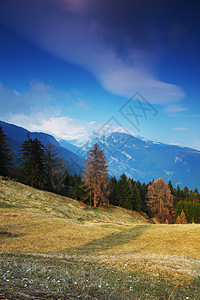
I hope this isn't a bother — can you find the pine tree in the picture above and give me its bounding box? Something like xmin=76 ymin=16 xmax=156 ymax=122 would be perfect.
xmin=19 ymin=135 xmax=46 ymax=189
xmin=174 ymin=185 xmax=182 ymax=200
xmin=116 ymin=174 xmax=133 ymax=209
xmin=168 ymin=180 xmax=174 ymax=195
xmin=83 ymin=143 xmax=109 ymax=207
xmin=45 ymin=144 xmax=67 ymax=192
xmin=133 ymin=183 xmax=142 ymax=211
xmin=0 ymin=126 xmax=13 ymax=177
xmin=109 ymin=176 xmax=118 ymax=205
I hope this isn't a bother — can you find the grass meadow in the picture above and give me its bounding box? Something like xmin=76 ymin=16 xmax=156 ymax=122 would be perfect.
xmin=0 ymin=177 xmax=200 ymax=299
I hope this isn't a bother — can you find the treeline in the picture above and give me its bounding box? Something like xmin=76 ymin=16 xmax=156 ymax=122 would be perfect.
xmin=0 ymin=126 xmax=199 ymax=224
xmin=109 ymin=176 xmax=200 ymax=224
xmin=173 ymin=186 xmax=200 ymax=223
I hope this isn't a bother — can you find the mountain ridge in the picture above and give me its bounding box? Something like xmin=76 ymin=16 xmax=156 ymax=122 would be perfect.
xmin=0 ymin=120 xmax=84 ymax=175
xmin=1 ymin=120 xmax=200 ymax=189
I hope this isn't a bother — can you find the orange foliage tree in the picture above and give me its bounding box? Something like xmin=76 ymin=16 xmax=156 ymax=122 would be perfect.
xmin=147 ymin=177 xmax=174 ymax=223
xmin=83 ymin=143 xmax=109 ymax=207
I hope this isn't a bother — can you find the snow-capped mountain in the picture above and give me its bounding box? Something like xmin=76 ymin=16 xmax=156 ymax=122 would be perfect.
xmin=61 ymin=131 xmax=200 ymax=190
xmin=98 ymin=132 xmax=200 ymax=189
xmin=1 ymin=120 xmax=200 ymax=189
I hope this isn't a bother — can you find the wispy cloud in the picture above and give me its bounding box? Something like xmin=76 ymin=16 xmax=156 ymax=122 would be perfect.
xmin=0 ymin=0 xmax=186 ymax=104
xmin=0 ymin=81 xmax=135 ymax=143
xmin=164 ymin=105 xmax=189 ymax=114
xmin=172 ymin=127 xmax=189 ymax=131
xmin=72 ymin=98 xmax=89 ymax=110
xmin=0 ymin=81 xmax=62 ymax=119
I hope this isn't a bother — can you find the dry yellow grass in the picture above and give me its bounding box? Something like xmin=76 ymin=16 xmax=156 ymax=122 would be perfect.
xmin=0 ymin=177 xmax=146 ymax=253
xmin=99 ymin=224 xmax=200 ymax=258
xmin=0 ymin=177 xmax=200 ymax=282
xmin=0 ymin=208 xmax=121 ymax=252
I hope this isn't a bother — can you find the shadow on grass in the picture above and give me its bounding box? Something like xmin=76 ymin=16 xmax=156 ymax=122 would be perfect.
xmin=64 ymin=225 xmax=150 ymax=255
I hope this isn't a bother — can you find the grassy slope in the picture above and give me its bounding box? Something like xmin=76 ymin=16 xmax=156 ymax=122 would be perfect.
xmin=0 ymin=177 xmax=147 ymax=253
xmin=0 ymin=177 xmax=200 ymax=299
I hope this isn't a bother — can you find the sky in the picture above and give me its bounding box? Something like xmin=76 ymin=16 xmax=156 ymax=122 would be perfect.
xmin=0 ymin=0 xmax=200 ymax=149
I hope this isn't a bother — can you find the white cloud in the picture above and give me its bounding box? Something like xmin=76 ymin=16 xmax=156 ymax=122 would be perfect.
xmin=172 ymin=127 xmax=189 ymax=131
xmin=29 ymin=116 xmax=100 ymax=143
xmin=0 ymin=0 xmax=185 ymax=104
xmin=164 ymin=105 xmax=189 ymax=113
xmin=0 ymin=81 xmax=136 ymax=144
xmin=0 ymin=81 xmax=62 ymax=118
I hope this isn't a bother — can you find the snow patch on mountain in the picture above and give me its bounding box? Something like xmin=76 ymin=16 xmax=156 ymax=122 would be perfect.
xmin=175 ymin=156 xmax=182 ymax=163
xmin=121 ymin=151 xmax=133 ymax=160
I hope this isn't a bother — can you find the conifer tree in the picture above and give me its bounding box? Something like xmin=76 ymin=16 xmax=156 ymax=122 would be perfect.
xmin=176 ymin=209 xmax=188 ymax=224
xmin=133 ymin=182 xmax=142 ymax=211
xmin=19 ymin=135 xmax=46 ymax=189
xmin=116 ymin=174 xmax=133 ymax=209
xmin=168 ymin=180 xmax=174 ymax=195
xmin=109 ymin=176 xmax=118 ymax=205
xmin=83 ymin=143 xmax=109 ymax=207
xmin=0 ymin=126 xmax=13 ymax=176
xmin=45 ymin=143 xmax=67 ymax=192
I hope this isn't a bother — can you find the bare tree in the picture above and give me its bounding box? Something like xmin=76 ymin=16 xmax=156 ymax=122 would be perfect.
xmin=83 ymin=143 xmax=109 ymax=207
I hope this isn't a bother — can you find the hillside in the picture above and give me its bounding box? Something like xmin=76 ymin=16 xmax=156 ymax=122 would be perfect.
xmin=0 ymin=177 xmax=200 ymax=299
xmin=0 ymin=176 xmax=147 ymax=252
xmin=0 ymin=120 xmax=84 ymax=175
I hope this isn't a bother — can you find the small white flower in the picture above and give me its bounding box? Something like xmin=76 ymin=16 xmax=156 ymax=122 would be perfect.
xmin=98 ymin=285 xmax=101 ymax=288
xmin=129 ymin=287 xmax=133 ymax=291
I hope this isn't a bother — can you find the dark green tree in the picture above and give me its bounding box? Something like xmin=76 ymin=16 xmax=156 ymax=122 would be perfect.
xmin=168 ymin=180 xmax=174 ymax=195
xmin=109 ymin=176 xmax=118 ymax=205
xmin=133 ymin=183 xmax=142 ymax=211
xmin=0 ymin=126 xmax=13 ymax=176
xmin=19 ymin=135 xmax=46 ymax=189
xmin=45 ymin=143 xmax=67 ymax=192
xmin=116 ymin=174 xmax=133 ymax=209
xmin=174 ymin=185 xmax=182 ymax=200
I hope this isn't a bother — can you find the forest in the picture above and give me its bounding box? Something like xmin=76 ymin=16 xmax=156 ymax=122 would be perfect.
xmin=0 ymin=125 xmax=200 ymax=224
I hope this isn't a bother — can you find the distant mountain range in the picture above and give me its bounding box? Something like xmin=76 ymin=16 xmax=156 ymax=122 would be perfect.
xmin=1 ymin=120 xmax=200 ymax=189
xmin=0 ymin=121 xmax=84 ymax=175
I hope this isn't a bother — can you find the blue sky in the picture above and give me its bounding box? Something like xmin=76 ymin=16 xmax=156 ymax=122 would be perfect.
xmin=0 ymin=0 xmax=199 ymax=149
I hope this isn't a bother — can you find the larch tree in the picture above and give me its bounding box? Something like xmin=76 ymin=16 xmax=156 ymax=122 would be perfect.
xmin=176 ymin=209 xmax=188 ymax=224
xmin=0 ymin=126 xmax=13 ymax=177
xmin=147 ymin=177 xmax=174 ymax=223
xmin=83 ymin=143 xmax=109 ymax=207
